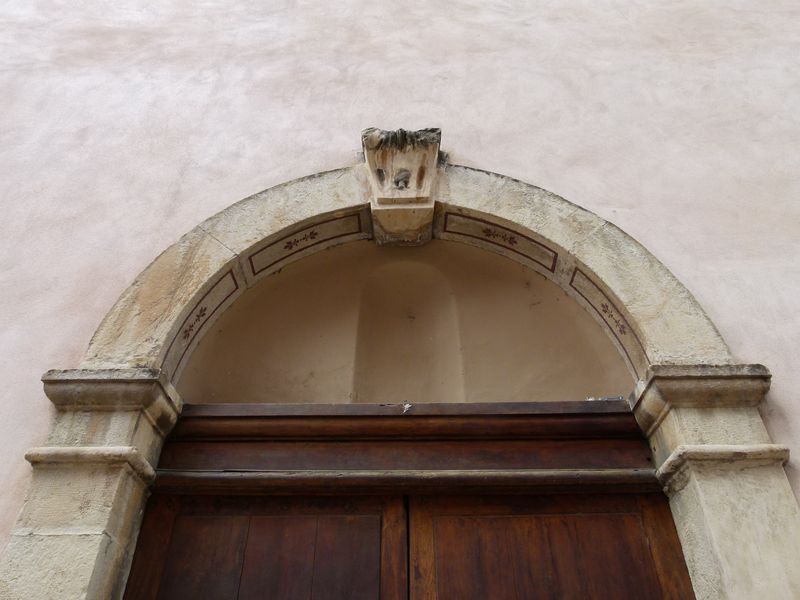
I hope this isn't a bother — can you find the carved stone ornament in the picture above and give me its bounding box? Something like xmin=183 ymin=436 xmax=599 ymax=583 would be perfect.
xmin=362 ymin=127 xmax=441 ymax=245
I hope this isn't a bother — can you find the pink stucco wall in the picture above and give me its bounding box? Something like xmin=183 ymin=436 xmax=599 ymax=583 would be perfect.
xmin=1 ymin=1 xmax=799 ymax=552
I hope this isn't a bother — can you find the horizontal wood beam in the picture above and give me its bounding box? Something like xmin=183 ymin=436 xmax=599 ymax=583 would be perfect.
xmin=180 ymin=400 xmax=630 ymax=417
xmin=154 ymin=468 xmax=660 ymax=495
xmin=172 ymin=400 xmax=639 ymax=440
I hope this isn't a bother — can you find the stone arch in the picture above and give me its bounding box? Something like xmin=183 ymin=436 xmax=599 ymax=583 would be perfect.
xmin=3 ymin=155 xmax=799 ymax=600
xmin=81 ymin=163 xmax=732 ymax=385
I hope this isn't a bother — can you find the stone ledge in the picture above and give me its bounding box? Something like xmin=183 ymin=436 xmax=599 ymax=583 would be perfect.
xmin=41 ymin=368 xmax=182 ymax=438
xmin=632 ymin=364 xmax=771 ymax=437
xmin=657 ymin=443 xmax=789 ymax=494
xmin=25 ymin=446 xmax=156 ymax=484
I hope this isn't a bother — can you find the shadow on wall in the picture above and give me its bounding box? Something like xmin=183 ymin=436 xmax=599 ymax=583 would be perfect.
xmin=176 ymin=241 xmax=633 ymax=404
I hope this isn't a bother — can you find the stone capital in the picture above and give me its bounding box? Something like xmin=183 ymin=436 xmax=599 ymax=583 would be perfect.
xmin=42 ymin=368 xmax=182 ymax=438
xmin=632 ymin=364 xmax=770 ymax=437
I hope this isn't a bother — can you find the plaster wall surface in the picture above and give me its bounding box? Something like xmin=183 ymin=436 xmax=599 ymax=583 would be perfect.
xmin=1 ymin=0 xmax=799 ymax=553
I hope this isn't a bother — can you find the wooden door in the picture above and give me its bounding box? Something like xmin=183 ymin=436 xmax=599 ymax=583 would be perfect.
xmin=124 ymin=495 xmax=407 ymax=600
xmin=125 ymin=402 xmax=695 ymax=599
xmin=410 ymin=494 xmax=694 ymax=600
xmin=126 ymin=492 xmax=693 ymax=600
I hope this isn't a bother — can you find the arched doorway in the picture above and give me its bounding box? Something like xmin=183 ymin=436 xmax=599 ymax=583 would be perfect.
xmin=124 ymin=239 xmax=693 ymax=598
xmin=1 ymin=129 xmax=798 ymax=599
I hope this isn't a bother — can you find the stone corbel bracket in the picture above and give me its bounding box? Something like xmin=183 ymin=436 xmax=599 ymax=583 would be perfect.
xmin=361 ymin=127 xmax=442 ymax=245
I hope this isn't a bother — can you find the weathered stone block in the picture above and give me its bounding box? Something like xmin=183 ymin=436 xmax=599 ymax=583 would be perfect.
xmin=0 ymin=532 xmax=121 ymax=600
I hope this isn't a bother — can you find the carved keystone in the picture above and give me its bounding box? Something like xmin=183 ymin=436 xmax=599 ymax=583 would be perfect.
xmin=362 ymin=127 xmax=441 ymax=245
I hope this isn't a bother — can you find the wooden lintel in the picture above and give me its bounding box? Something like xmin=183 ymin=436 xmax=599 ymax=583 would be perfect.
xmin=155 ymin=468 xmax=660 ymax=495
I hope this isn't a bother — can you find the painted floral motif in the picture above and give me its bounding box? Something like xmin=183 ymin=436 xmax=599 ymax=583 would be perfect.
xmin=284 ymin=230 xmax=319 ymax=250
xmin=482 ymin=227 xmax=518 ymax=246
xmin=601 ymin=302 xmax=628 ymax=336
xmin=182 ymin=306 xmax=209 ymax=340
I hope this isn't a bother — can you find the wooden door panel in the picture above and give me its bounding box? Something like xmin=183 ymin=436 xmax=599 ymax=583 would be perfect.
xmin=237 ymin=516 xmax=317 ymax=600
xmin=236 ymin=515 xmax=382 ymax=600
xmin=125 ymin=496 xmax=405 ymax=600
xmin=156 ymin=515 xmax=249 ymax=600
xmin=124 ymin=496 xmax=180 ymax=600
xmin=545 ymin=513 xmax=661 ymax=599
xmin=410 ymin=494 xmax=694 ymax=600
xmin=310 ymin=515 xmax=382 ymax=600
xmin=431 ymin=515 xmax=554 ymax=599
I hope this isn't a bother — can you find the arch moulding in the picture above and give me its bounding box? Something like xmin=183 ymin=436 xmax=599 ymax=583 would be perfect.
xmin=1 ymin=130 xmax=799 ymax=599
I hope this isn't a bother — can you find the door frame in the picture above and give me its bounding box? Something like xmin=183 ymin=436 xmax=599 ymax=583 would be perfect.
xmin=125 ymin=399 xmax=694 ymax=599
xmin=155 ymin=399 xmax=657 ymax=495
